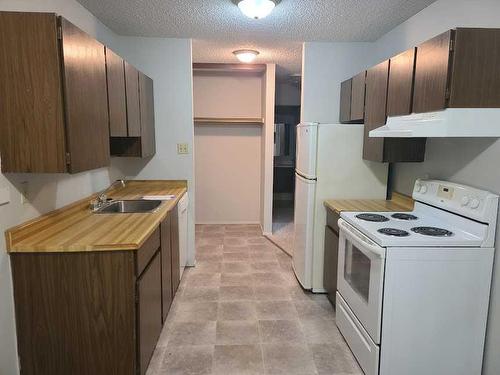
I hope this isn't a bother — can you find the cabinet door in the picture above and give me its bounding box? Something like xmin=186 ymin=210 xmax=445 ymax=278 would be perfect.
xmin=413 ymin=30 xmax=454 ymax=113
xmin=137 ymin=250 xmax=162 ymax=375
xmin=139 ymin=72 xmax=156 ymax=157
xmin=387 ymin=48 xmax=416 ymax=116
xmin=106 ymin=48 xmax=127 ymax=137
xmin=339 ymin=79 xmax=352 ymax=123
xmin=449 ymin=28 xmax=500 ymax=108
xmin=161 ymin=214 xmax=173 ymax=322
xmin=363 ymin=60 xmax=389 ymax=162
xmin=324 ymin=225 xmax=339 ymax=306
xmin=60 ymin=17 xmax=110 ymax=173
xmin=0 ymin=12 xmax=67 ymax=173
xmin=125 ymin=62 xmax=141 ymax=137
xmin=171 ymin=205 xmax=181 ymax=295
xmin=350 ymin=72 xmax=366 ymax=121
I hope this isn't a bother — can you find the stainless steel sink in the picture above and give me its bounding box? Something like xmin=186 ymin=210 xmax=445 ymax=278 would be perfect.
xmin=94 ymin=200 xmax=163 ymax=214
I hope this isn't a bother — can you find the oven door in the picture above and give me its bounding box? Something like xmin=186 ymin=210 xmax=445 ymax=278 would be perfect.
xmin=337 ymin=219 xmax=385 ymax=344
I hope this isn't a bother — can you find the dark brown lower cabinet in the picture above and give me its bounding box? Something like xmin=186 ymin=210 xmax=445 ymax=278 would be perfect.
xmin=137 ymin=250 xmax=162 ymax=375
xmin=10 ymin=211 xmax=181 ymax=375
xmin=171 ymin=205 xmax=181 ymax=294
xmin=324 ymin=208 xmax=340 ymax=307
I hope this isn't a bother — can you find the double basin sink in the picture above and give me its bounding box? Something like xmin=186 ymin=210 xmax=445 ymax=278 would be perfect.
xmin=94 ymin=200 xmax=163 ymax=214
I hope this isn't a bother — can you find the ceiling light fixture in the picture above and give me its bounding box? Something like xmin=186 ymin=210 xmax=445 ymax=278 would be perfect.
xmin=235 ymin=0 xmax=280 ymax=20
xmin=233 ymin=49 xmax=260 ymax=63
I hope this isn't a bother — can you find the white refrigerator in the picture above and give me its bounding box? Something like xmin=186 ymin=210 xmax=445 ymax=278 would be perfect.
xmin=293 ymin=123 xmax=388 ymax=292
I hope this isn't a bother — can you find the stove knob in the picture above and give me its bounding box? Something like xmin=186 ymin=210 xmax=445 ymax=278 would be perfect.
xmin=420 ymin=184 xmax=428 ymax=194
xmin=461 ymin=196 xmax=470 ymax=207
xmin=470 ymin=198 xmax=481 ymax=209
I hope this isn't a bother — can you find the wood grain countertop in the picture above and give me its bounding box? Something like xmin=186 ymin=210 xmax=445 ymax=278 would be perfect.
xmin=5 ymin=180 xmax=187 ymax=253
xmin=324 ymin=192 xmax=414 ymax=214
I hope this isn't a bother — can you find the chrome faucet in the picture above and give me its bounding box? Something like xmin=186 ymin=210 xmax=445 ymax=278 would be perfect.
xmin=91 ymin=180 xmax=126 ymax=211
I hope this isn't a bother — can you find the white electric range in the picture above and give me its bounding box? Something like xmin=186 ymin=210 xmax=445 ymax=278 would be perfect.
xmin=335 ymin=179 xmax=498 ymax=375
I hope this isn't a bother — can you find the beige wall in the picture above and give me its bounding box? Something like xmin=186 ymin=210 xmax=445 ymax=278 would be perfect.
xmin=193 ymin=72 xmax=264 ymax=224
xmin=193 ymin=73 xmax=263 ymax=119
xmin=195 ymin=125 xmax=262 ymax=224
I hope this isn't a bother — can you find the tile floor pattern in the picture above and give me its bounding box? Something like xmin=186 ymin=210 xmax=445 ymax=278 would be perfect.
xmin=146 ymin=224 xmax=362 ymax=375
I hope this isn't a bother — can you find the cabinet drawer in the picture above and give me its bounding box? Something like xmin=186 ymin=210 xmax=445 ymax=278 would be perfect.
xmin=326 ymin=208 xmax=340 ymax=233
xmin=136 ymin=228 xmax=160 ymax=276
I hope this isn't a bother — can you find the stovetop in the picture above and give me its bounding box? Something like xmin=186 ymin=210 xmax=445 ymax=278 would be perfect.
xmin=341 ymin=204 xmax=488 ymax=248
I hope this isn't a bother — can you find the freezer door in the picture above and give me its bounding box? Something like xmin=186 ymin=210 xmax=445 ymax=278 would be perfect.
xmin=296 ymin=124 xmax=318 ymax=179
xmin=293 ymin=172 xmax=317 ymax=289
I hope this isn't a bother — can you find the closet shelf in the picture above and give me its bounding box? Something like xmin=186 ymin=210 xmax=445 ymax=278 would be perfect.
xmin=194 ymin=117 xmax=264 ymax=125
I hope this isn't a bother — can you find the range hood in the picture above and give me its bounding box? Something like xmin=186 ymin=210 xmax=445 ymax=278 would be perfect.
xmin=369 ymin=108 xmax=500 ymax=138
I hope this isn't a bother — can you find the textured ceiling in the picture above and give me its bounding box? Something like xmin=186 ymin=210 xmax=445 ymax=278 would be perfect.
xmin=76 ymin=0 xmax=437 ymax=76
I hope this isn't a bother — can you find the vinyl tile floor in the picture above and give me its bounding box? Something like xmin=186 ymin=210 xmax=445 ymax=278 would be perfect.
xmin=146 ymin=224 xmax=362 ymax=375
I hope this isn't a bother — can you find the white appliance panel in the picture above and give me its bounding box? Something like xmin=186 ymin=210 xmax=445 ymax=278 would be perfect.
xmin=380 ymin=246 xmax=494 ymax=375
xmin=293 ymin=173 xmax=316 ymax=289
xmin=337 ymin=219 xmax=385 ymax=343
xmin=292 ymin=123 xmax=388 ymax=291
xmin=336 ymin=292 xmax=379 ymax=375
xmin=178 ymin=193 xmax=189 ymax=278
xmin=295 ymin=123 xmax=318 ymax=179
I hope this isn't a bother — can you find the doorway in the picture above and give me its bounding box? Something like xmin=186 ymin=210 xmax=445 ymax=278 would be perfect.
xmin=268 ymin=79 xmax=301 ymax=255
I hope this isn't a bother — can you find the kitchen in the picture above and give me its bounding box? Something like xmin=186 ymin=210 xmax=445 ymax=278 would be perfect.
xmin=1 ymin=0 xmax=500 ymax=375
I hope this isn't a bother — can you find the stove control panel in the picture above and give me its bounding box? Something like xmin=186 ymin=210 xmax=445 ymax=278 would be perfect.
xmin=413 ymin=179 xmax=499 ymax=225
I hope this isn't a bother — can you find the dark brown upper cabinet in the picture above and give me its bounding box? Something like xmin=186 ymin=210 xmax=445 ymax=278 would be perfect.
xmin=0 ymin=12 xmax=110 ymax=173
xmin=108 ymin=54 xmax=156 ymax=158
xmin=139 ymin=72 xmax=157 ymax=158
xmin=339 ymin=71 xmax=366 ymax=123
xmin=106 ymin=48 xmax=128 ymax=137
xmin=414 ymin=28 xmax=500 ymax=113
xmin=125 ymin=62 xmax=142 ymax=137
xmin=363 ymin=61 xmax=389 ymax=162
xmin=387 ymin=48 xmax=417 ymax=116
xmin=413 ymin=30 xmax=454 ymax=113
xmin=363 ymin=60 xmax=426 ymax=163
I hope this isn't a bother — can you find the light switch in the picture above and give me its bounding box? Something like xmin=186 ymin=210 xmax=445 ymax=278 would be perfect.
xmin=0 ymin=186 xmax=10 ymax=206
xmin=177 ymin=143 xmax=189 ymax=154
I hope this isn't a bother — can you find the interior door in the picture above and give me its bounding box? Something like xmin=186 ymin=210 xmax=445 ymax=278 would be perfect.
xmin=59 ymin=17 xmax=110 ymax=173
xmin=293 ymin=173 xmax=316 ymax=289
xmin=413 ymin=30 xmax=454 ymax=113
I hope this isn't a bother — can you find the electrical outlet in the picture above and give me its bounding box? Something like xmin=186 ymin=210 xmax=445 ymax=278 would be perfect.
xmin=177 ymin=143 xmax=189 ymax=154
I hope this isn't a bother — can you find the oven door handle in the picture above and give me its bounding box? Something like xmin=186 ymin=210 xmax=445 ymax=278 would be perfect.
xmin=338 ymin=219 xmax=386 ymax=259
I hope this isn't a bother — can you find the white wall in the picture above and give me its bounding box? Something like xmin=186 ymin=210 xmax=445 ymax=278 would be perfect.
xmin=109 ymin=36 xmax=195 ymax=265
xmin=194 ymin=125 xmax=262 ymax=224
xmin=0 ymin=1 xmax=194 ymax=373
xmin=367 ymin=1 xmax=500 ymax=374
xmin=193 ymin=72 xmax=263 ymax=224
xmin=301 ymin=42 xmax=373 ymax=124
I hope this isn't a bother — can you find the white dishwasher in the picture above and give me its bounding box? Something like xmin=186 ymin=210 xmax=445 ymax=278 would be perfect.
xmin=177 ymin=193 xmax=189 ymax=278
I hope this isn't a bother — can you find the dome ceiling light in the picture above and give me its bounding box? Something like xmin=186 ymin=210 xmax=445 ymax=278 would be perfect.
xmin=233 ymin=49 xmax=260 ymax=63
xmin=234 ymin=0 xmax=281 ymax=20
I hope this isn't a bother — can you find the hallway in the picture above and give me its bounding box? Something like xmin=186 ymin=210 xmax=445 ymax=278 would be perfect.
xmin=146 ymin=224 xmax=361 ymax=375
